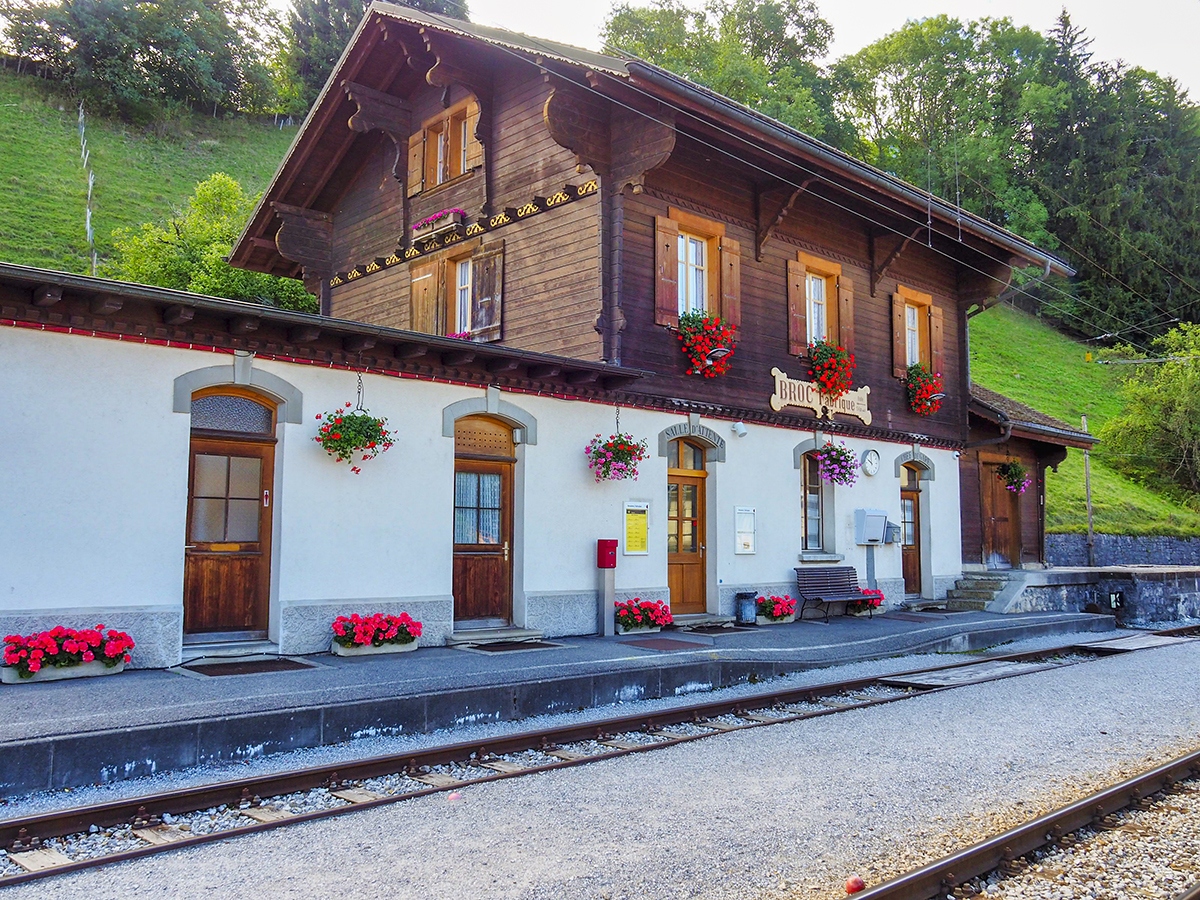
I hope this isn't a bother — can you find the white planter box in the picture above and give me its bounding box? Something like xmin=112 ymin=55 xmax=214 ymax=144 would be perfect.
xmin=756 ymin=614 xmax=796 ymax=626
xmin=1 ymin=659 xmax=125 ymax=684
xmin=615 ymin=624 xmax=662 ymax=635
xmin=330 ymin=639 xmax=418 ymax=657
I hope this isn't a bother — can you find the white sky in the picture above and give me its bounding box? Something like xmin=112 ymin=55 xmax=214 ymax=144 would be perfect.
xmin=465 ymin=0 xmax=1200 ymax=97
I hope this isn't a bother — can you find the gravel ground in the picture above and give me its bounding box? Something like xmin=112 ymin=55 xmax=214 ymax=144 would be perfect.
xmin=1 ymin=637 xmax=1197 ymax=899
xmin=0 ymin=632 xmax=1088 ymax=819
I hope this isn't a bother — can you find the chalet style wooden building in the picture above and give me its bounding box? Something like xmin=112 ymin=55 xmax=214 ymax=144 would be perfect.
xmin=0 ymin=5 xmax=1088 ymax=665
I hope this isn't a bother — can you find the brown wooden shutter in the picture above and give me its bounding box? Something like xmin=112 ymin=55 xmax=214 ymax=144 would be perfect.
xmin=471 ymin=240 xmax=504 ymax=342
xmin=654 ymin=216 xmax=679 ymax=327
xmin=406 ymin=131 xmax=424 ymax=198
xmin=465 ymin=99 xmax=483 ymax=171
xmin=786 ymin=258 xmax=807 ymax=356
xmin=891 ymin=292 xmax=907 ymax=378
xmin=410 ymin=260 xmax=439 ymax=334
xmin=719 ymin=236 xmax=741 ymax=328
xmin=929 ymin=304 xmax=945 ymax=376
xmin=837 ymin=275 xmax=855 ymax=353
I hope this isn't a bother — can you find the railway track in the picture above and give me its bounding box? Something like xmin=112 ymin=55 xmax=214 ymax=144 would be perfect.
xmin=0 ymin=629 xmax=1195 ymax=890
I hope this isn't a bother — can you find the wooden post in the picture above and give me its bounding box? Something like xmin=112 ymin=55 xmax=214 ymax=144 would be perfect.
xmin=1083 ymin=415 xmax=1095 ymax=567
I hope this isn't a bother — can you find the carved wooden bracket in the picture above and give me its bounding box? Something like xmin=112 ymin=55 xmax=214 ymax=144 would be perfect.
xmin=610 ymin=103 xmax=674 ymax=194
xmin=961 ymin=257 xmax=1017 ymax=315
xmin=271 ymin=201 xmax=333 ymax=293
xmin=32 ymin=284 xmax=62 ymax=307
xmin=869 ymin=225 xmax=923 ymax=296
xmin=754 ymin=180 xmax=811 ymax=261
xmin=342 ymin=81 xmax=411 ymax=181
xmin=544 ymin=82 xmax=611 ymax=174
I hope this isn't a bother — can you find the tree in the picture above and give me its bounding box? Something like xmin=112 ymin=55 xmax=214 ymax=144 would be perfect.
xmin=103 ymin=173 xmax=316 ymax=312
xmin=602 ymin=0 xmax=844 ymax=143
xmin=287 ymin=0 xmax=469 ymax=109
xmin=1100 ymin=325 xmax=1200 ymax=497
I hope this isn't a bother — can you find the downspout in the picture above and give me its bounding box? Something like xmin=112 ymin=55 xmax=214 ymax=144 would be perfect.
xmin=964 ymin=412 xmax=1013 ymax=449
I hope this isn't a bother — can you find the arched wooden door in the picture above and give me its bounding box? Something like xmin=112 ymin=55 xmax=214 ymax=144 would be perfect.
xmin=900 ymin=463 xmax=922 ymax=596
xmin=453 ymin=416 xmax=514 ymax=625
xmin=184 ymin=389 xmax=276 ymax=641
xmin=667 ymin=439 xmax=707 ymax=615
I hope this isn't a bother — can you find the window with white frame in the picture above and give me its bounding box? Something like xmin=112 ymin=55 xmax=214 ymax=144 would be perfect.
xmin=905 ymin=303 xmax=921 ymax=366
xmin=802 ymin=453 xmax=823 ymax=550
xmin=677 ymin=231 xmax=708 ymax=315
xmin=807 ymin=272 xmax=829 ymax=342
xmin=455 ymin=258 xmax=472 ymax=334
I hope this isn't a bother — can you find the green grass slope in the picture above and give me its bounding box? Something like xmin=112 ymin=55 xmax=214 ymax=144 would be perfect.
xmin=0 ymin=69 xmax=295 ymax=273
xmin=969 ymin=304 xmax=1200 ymax=535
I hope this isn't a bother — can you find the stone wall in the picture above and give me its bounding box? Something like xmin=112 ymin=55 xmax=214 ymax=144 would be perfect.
xmin=1047 ymin=534 xmax=1200 ymax=568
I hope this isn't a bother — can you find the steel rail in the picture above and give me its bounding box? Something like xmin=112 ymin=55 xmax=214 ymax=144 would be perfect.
xmin=1177 ymin=882 xmax=1200 ymax=900
xmin=0 ymin=633 xmax=1187 ymax=887
xmin=854 ymin=748 xmax=1200 ymax=900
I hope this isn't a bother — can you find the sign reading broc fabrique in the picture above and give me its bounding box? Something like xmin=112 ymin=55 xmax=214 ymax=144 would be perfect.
xmin=769 ymin=367 xmax=872 ymax=425
xmin=326 ymin=181 xmax=599 ymax=290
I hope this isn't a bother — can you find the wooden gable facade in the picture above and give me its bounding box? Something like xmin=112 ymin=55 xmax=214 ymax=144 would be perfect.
xmin=231 ymin=4 xmax=1071 ymax=451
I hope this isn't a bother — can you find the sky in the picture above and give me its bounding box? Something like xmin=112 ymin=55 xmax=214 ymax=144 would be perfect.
xmin=464 ymin=0 xmax=1200 ymax=97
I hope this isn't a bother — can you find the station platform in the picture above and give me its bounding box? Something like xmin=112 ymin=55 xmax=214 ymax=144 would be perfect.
xmin=0 ymin=609 xmax=1116 ymax=798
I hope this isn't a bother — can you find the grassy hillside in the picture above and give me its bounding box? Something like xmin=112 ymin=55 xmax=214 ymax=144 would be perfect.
xmin=969 ymin=304 xmax=1200 ymax=535
xmin=0 ymin=68 xmax=295 ymax=273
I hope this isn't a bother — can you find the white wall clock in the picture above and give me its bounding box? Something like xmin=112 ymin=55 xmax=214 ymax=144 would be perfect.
xmin=860 ymin=448 xmax=880 ymax=476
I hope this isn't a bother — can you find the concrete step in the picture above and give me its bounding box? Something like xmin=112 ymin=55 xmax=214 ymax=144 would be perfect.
xmin=946 ymin=598 xmax=989 ymax=611
xmin=947 ymin=589 xmax=997 ymax=601
xmin=957 ymin=578 xmax=1005 ymax=591
xmin=446 ymin=627 xmax=544 ymax=646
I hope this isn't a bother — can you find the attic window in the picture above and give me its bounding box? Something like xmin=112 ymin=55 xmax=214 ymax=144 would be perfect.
xmin=407 ymin=98 xmax=483 ymax=197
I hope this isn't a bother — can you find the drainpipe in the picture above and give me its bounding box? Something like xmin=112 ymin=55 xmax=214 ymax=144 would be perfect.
xmin=964 ymin=411 xmax=1012 ymax=449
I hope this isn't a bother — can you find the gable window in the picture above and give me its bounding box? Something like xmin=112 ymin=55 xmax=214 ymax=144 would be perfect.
xmin=406 ymin=97 xmax=483 ymax=197
xmin=802 ymin=452 xmax=823 ymax=550
xmin=786 ymin=251 xmax=854 ymax=356
xmin=654 ymin=207 xmax=741 ymax=329
xmin=409 ymin=240 xmax=504 ymax=342
xmin=891 ymin=285 xmax=943 ymax=378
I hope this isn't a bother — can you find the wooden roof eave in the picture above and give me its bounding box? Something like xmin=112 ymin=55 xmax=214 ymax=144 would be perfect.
xmin=969 ymin=400 xmax=1095 ymax=450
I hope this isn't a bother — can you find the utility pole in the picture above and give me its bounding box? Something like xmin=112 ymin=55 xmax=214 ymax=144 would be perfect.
xmin=1082 ymin=415 xmax=1095 ymax=567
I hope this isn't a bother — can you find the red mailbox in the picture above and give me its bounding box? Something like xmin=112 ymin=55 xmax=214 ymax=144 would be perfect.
xmin=596 ymin=539 xmax=618 ymax=569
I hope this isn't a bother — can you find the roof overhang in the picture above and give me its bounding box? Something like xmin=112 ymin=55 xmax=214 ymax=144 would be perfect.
xmin=969 ymin=396 xmax=1095 ymax=450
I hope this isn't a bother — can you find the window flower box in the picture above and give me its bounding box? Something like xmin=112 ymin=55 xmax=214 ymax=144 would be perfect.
xmin=412 ymin=208 xmax=465 ymax=240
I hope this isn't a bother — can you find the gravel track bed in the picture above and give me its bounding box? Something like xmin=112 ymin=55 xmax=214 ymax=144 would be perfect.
xmin=977 ymin=779 xmax=1200 ymax=899
xmin=0 ymin=633 xmax=1089 ymax=821
xmin=0 ymin=640 xmax=1196 ymax=900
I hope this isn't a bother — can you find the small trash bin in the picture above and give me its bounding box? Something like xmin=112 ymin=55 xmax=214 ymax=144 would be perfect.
xmin=734 ymin=591 xmax=758 ymax=625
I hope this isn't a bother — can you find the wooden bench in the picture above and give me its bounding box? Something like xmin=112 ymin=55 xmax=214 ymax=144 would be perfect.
xmin=794 ymin=566 xmax=870 ymax=623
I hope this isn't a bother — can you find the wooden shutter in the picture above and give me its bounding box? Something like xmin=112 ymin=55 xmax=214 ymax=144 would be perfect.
xmin=786 ymin=258 xmax=807 ymax=356
xmin=471 ymin=240 xmax=504 ymax=342
xmin=406 ymin=131 xmax=424 ymax=198
xmin=891 ymin=292 xmax=907 ymax=378
xmin=837 ymin=275 xmax=855 ymax=353
xmin=410 ymin=260 xmax=439 ymax=334
xmin=654 ymin=216 xmax=679 ymax=327
xmin=719 ymin=236 xmax=741 ymax=328
xmin=929 ymin=305 xmax=945 ymax=376
xmin=465 ymin=99 xmax=483 ymax=171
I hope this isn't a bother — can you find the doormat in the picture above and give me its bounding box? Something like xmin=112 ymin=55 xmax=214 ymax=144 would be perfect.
xmin=620 ymin=638 xmax=709 ymax=652
xmin=182 ymin=658 xmax=317 ymax=676
xmin=465 ymin=640 xmax=564 ymax=653
xmin=684 ymin=625 xmax=756 ymax=635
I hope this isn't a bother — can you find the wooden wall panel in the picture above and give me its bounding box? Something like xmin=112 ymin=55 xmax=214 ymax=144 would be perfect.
xmin=330 ymin=131 xmax=405 ymax=273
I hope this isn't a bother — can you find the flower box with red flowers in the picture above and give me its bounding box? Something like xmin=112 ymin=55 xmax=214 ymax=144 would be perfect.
xmin=614 ymin=598 xmax=673 ymax=634
xmin=330 ymin=612 xmax=423 ymax=656
xmin=676 ymin=311 xmax=737 ymax=377
xmin=585 ymin=431 xmax=649 ymax=482
xmin=807 ymin=339 xmax=856 ymax=401
xmin=847 ymin=588 xmax=884 ymax=616
xmin=904 ymin=363 xmax=943 ymax=416
xmin=314 ymin=402 xmax=394 ymax=475
xmin=412 ymin=208 xmax=466 ymax=240
xmin=2 ymin=624 xmax=134 ymax=684
xmin=755 ymin=594 xmax=797 ymax=625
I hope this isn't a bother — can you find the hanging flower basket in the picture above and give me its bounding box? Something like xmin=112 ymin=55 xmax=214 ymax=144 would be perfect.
xmin=314 ymin=401 xmax=394 ymax=475
xmin=412 ymin=208 xmax=466 ymax=240
xmin=905 ymin=363 xmax=944 ymax=416
xmin=807 ymin=339 xmax=856 ymax=401
xmin=996 ymin=460 xmax=1031 ymax=494
xmin=814 ymin=440 xmax=859 ymax=486
xmin=3 ymin=624 xmax=134 ymax=683
xmin=677 ymin=311 xmax=737 ymax=377
xmin=585 ymin=432 xmax=649 ymax=482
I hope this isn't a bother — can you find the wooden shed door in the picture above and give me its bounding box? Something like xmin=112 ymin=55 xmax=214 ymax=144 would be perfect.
xmin=453 ymin=417 xmax=514 ymax=624
xmin=184 ymin=439 xmax=274 ymax=637
xmin=983 ymin=464 xmax=1020 ymax=569
xmin=667 ymin=439 xmax=707 ymax=615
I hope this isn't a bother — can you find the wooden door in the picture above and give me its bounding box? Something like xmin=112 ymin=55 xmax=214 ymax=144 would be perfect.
xmin=452 ymin=460 xmax=513 ymax=622
xmin=667 ymin=439 xmax=707 ymax=615
xmin=184 ymin=438 xmax=274 ymax=637
xmin=900 ymin=488 xmax=920 ymax=594
xmin=983 ymin=463 xmax=1019 ymax=568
